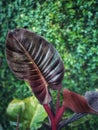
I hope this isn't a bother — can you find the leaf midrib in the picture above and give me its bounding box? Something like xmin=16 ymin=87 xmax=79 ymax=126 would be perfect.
xmin=12 ymin=35 xmax=48 ymax=87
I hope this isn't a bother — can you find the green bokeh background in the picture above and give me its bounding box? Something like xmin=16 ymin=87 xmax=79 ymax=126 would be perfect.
xmin=0 ymin=0 xmax=98 ymax=129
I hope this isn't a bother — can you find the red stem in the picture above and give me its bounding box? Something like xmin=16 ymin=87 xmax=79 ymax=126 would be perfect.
xmin=43 ymin=104 xmax=57 ymax=130
xmin=55 ymin=105 xmax=66 ymax=125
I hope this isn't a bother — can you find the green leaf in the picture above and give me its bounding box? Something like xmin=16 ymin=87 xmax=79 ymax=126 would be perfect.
xmin=30 ymin=104 xmax=47 ymax=130
xmin=6 ymin=96 xmax=47 ymax=129
xmin=23 ymin=96 xmax=39 ymax=122
xmin=6 ymin=99 xmax=25 ymax=121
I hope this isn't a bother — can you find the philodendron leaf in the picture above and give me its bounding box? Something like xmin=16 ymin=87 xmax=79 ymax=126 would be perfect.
xmin=5 ymin=28 xmax=64 ymax=104
xmin=63 ymin=89 xmax=98 ymax=114
xmin=6 ymin=96 xmax=47 ymax=129
xmin=59 ymin=90 xmax=98 ymax=129
xmin=85 ymin=91 xmax=98 ymax=112
xmin=6 ymin=99 xmax=25 ymax=121
xmin=30 ymin=104 xmax=47 ymax=130
xmin=23 ymin=96 xmax=39 ymax=122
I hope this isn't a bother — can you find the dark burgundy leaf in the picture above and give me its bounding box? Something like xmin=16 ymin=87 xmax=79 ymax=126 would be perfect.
xmin=58 ymin=113 xmax=86 ymax=130
xmin=63 ymin=89 xmax=97 ymax=114
xmin=85 ymin=91 xmax=98 ymax=112
xmin=5 ymin=28 xmax=64 ymax=104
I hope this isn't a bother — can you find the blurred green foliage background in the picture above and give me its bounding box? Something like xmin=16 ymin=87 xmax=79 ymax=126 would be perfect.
xmin=0 ymin=0 xmax=98 ymax=129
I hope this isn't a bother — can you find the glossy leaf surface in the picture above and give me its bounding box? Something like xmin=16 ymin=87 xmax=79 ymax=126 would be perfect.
xmin=6 ymin=28 xmax=64 ymax=104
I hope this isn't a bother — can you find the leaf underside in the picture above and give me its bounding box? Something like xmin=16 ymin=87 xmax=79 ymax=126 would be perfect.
xmin=6 ymin=28 xmax=64 ymax=104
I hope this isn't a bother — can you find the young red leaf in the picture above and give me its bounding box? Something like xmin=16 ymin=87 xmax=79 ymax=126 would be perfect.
xmin=5 ymin=28 xmax=64 ymax=104
xmin=63 ymin=89 xmax=97 ymax=114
